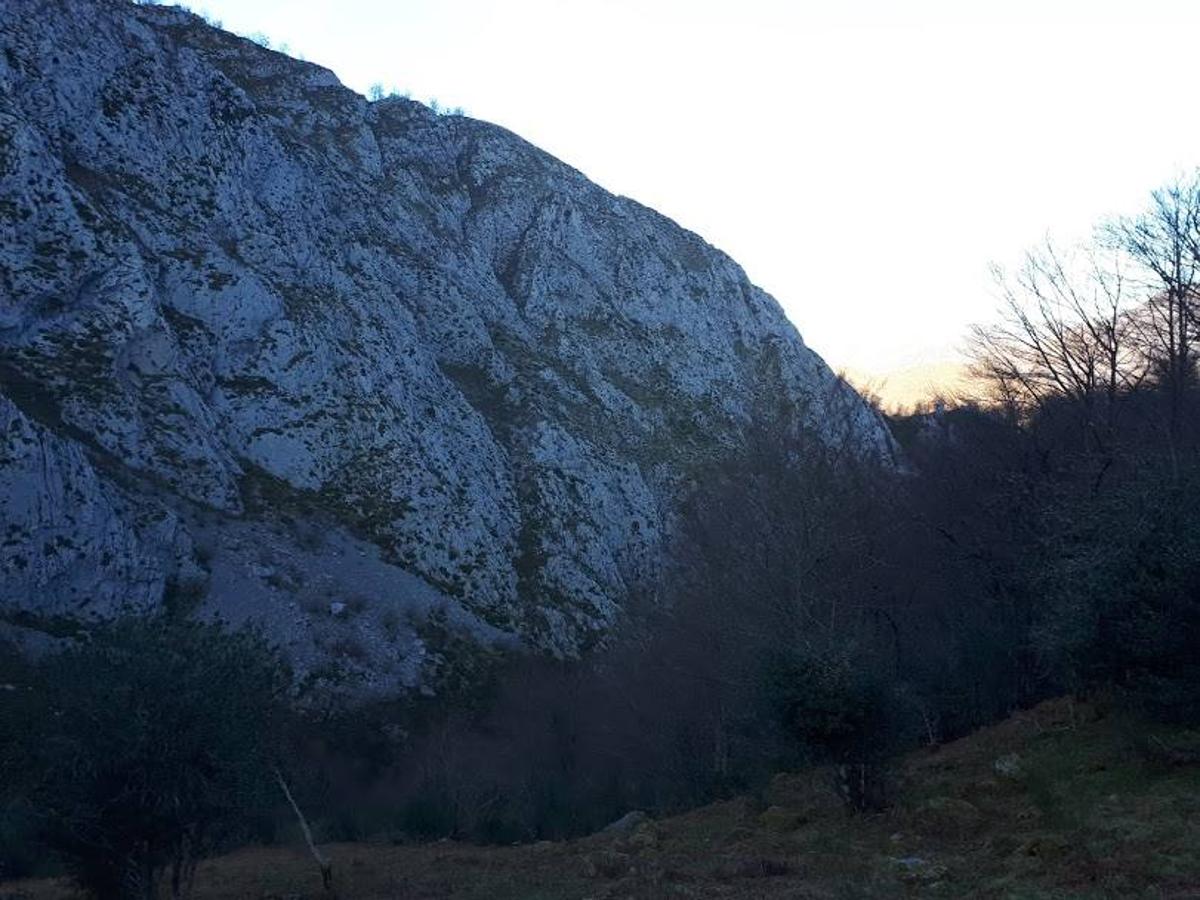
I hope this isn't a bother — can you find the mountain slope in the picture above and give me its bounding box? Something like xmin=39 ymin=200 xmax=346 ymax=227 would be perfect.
xmin=0 ymin=0 xmax=893 ymax=689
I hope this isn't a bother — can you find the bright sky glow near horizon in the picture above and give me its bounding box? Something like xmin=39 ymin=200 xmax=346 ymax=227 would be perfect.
xmin=180 ymin=0 xmax=1200 ymax=398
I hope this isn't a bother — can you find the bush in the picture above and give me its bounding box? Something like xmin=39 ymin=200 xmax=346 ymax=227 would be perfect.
xmin=0 ymin=640 xmax=44 ymax=880
xmin=1035 ymin=464 xmax=1200 ymax=723
xmin=766 ymin=641 xmax=898 ymax=810
xmin=4 ymin=614 xmax=290 ymax=898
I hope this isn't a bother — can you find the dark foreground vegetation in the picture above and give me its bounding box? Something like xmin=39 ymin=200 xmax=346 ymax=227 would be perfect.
xmin=7 ymin=697 xmax=1200 ymax=898
xmin=5 ymin=174 xmax=1200 ymax=897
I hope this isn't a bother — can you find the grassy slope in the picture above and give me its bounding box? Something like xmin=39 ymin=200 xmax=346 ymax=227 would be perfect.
xmin=5 ymin=697 xmax=1200 ymax=899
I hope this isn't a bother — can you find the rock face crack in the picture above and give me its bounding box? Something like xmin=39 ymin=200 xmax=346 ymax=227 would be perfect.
xmin=0 ymin=0 xmax=895 ymax=692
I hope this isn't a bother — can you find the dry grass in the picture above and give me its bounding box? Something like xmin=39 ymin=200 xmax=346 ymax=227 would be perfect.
xmin=6 ymin=697 xmax=1200 ymax=899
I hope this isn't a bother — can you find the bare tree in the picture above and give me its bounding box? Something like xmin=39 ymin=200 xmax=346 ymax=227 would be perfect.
xmin=970 ymin=238 xmax=1145 ymax=452
xmin=1105 ymin=173 xmax=1200 ymax=440
xmin=655 ymin=408 xmax=901 ymax=790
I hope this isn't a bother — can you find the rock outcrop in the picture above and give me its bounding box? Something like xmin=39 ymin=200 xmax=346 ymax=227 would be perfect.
xmin=0 ymin=0 xmax=894 ymax=691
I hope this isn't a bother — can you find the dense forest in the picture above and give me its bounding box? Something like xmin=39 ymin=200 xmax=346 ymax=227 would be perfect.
xmin=4 ymin=173 xmax=1200 ymax=898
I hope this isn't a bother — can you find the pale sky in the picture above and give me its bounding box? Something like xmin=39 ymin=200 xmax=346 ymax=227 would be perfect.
xmin=176 ymin=0 xmax=1200 ymax=392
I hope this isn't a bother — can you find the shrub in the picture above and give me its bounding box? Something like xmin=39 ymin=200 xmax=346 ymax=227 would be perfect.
xmin=0 ymin=639 xmax=43 ymax=880
xmin=766 ymin=641 xmax=897 ymax=810
xmin=6 ymin=614 xmax=290 ymax=898
xmin=1035 ymin=464 xmax=1200 ymax=723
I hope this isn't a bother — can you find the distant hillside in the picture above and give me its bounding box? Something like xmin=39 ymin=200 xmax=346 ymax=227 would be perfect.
xmin=845 ymin=358 xmax=974 ymax=410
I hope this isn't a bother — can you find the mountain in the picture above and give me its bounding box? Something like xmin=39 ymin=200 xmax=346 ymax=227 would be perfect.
xmin=0 ymin=0 xmax=894 ymax=692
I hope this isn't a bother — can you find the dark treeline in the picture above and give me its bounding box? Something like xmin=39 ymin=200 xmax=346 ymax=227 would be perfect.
xmin=5 ymin=174 xmax=1200 ymax=897
xmin=349 ymin=174 xmax=1200 ymax=846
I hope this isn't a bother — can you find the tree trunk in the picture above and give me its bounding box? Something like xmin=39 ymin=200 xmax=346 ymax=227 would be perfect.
xmin=275 ymin=767 xmax=334 ymax=895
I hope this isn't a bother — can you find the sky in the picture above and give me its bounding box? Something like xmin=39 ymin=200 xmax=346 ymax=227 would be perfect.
xmin=179 ymin=0 xmax=1200 ymax=401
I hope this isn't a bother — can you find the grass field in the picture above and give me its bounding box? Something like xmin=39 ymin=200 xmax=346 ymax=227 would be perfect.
xmin=5 ymin=697 xmax=1200 ymax=899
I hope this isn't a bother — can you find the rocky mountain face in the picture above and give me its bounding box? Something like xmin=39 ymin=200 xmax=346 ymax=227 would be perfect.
xmin=0 ymin=0 xmax=894 ymax=692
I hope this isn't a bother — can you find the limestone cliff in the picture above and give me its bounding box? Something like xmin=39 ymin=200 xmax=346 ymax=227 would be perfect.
xmin=0 ymin=0 xmax=894 ymax=691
